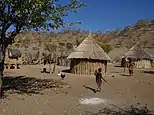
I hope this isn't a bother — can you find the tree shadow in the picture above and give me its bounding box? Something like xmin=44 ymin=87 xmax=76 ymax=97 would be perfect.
xmin=143 ymin=70 xmax=154 ymax=74
xmin=1 ymin=76 xmax=68 ymax=97
xmin=86 ymin=103 xmax=154 ymax=115
xmin=83 ymin=85 xmax=97 ymax=93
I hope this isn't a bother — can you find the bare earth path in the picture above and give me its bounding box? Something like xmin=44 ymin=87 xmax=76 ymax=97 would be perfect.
xmin=0 ymin=64 xmax=154 ymax=115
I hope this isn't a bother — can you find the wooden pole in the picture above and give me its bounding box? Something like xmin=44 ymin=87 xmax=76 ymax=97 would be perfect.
xmin=49 ymin=60 xmax=51 ymax=73
xmin=104 ymin=60 xmax=107 ymax=74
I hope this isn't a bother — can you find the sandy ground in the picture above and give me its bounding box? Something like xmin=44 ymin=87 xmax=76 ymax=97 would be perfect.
xmin=0 ymin=64 xmax=154 ymax=115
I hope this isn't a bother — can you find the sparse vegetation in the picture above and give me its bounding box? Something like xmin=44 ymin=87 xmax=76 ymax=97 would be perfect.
xmin=0 ymin=0 xmax=85 ymax=78
xmin=8 ymin=20 xmax=154 ymax=65
xmin=44 ymin=42 xmax=57 ymax=52
xmin=99 ymin=43 xmax=113 ymax=54
xmin=66 ymin=42 xmax=73 ymax=50
xmin=86 ymin=104 xmax=154 ymax=115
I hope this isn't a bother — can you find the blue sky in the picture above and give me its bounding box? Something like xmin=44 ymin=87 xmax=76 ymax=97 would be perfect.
xmin=7 ymin=0 xmax=154 ymax=33
xmin=63 ymin=0 xmax=154 ymax=32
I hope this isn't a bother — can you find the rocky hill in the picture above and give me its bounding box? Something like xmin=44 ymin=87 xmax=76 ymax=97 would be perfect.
xmin=9 ymin=20 xmax=154 ymax=64
xmin=109 ymin=20 xmax=154 ymax=48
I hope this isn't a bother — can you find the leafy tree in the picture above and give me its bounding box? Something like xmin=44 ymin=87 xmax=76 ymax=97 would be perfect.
xmin=0 ymin=0 xmax=85 ymax=77
xmin=75 ymin=38 xmax=81 ymax=46
xmin=100 ymin=43 xmax=113 ymax=54
xmin=59 ymin=42 xmax=65 ymax=47
xmin=66 ymin=42 xmax=73 ymax=50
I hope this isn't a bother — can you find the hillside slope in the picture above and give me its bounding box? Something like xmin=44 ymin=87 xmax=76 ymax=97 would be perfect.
xmin=10 ymin=20 xmax=154 ymax=64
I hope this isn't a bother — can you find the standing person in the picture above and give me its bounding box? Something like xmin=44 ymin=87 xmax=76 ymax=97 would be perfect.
xmin=128 ymin=58 xmax=135 ymax=76
xmin=122 ymin=56 xmax=129 ymax=73
xmin=94 ymin=68 xmax=107 ymax=92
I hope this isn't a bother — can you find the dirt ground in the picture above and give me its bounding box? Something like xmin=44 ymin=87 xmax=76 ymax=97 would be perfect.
xmin=0 ymin=64 xmax=154 ymax=115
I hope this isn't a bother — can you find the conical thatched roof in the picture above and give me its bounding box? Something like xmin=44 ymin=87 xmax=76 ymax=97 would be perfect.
xmin=67 ymin=34 xmax=111 ymax=61
xmin=144 ymin=48 xmax=154 ymax=60
xmin=108 ymin=46 xmax=128 ymax=61
xmin=124 ymin=43 xmax=152 ymax=60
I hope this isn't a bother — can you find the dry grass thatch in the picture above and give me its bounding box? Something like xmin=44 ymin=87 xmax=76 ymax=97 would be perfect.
xmin=67 ymin=34 xmax=111 ymax=61
xmin=124 ymin=43 xmax=152 ymax=60
xmin=108 ymin=46 xmax=128 ymax=62
xmin=144 ymin=48 xmax=154 ymax=60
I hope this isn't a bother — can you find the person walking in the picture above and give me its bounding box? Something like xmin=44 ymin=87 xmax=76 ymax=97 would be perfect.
xmin=94 ymin=68 xmax=107 ymax=92
xmin=128 ymin=58 xmax=135 ymax=76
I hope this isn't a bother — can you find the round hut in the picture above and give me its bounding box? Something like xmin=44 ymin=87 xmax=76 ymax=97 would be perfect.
xmin=4 ymin=48 xmax=22 ymax=69
xmin=67 ymin=34 xmax=111 ymax=75
xmin=108 ymin=46 xmax=128 ymax=63
xmin=123 ymin=43 xmax=153 ymax=69
xmin=144 ymin=48 xmax=154 ymax=67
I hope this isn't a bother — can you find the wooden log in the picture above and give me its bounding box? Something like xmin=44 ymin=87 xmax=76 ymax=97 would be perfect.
xmin=79 ymin=60 xmax=81 ymax=75
xmin=89 ymin=61 xmax=91 ymax=75
xmin=87 ymin=60 xmax=89 ymax=75
xmin=84 ymin=61 xmax=86 ymax=75
xmin=104 ymin=61 xmax=107 ymax=74
xmin=73 ymin=60 xmax=75 ymax=73
xmin=84 ymin=61 xmax=86 ymax=74
xmin=80 ymin=60 xmax=82 ymax=74
xmin=88 ymin=61 xmax=90 ymax=75
xmin=75 ymin=60 xmax=77 ymax=74
xmin=74 ymin=60 xmax=75 ymax=74
xmin=78 ymin=60 xmax=80 ymax=75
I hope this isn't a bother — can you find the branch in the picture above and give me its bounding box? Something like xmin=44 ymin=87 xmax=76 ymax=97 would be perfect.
xmin=5 ymin=22 xmax=23 ymax=47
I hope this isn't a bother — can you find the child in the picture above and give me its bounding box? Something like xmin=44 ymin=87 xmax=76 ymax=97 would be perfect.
xmin=94 ymin=68 xmax=107 ymax=92
xmin=128 ymin=59 xmax=135 ymax=76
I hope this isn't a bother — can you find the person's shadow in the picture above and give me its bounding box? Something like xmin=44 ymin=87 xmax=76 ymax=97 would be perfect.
xmin=83 ymin=85 xmax=97 ymax=93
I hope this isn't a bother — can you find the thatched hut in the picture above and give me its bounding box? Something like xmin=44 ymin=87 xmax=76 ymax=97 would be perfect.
xmin=123 ymin=43 xmax=153 ymax=69
xmin=67 ymin=34 xmax=111 ymax=75
xmin=108 ymin=46 xmax=128 ymax=63
xmin=144 ymin=48 xmax=154 ymax=67
xmin=4 ymin=48 xmax=22 ymax=69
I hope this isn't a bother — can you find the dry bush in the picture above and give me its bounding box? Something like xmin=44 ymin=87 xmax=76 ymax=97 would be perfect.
xmin=86 ymin=104 xmax=154 ymax=115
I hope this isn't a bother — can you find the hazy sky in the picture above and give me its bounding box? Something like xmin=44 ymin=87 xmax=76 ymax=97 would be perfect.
xmin=63 ymin=0 xmax=154 ymax=32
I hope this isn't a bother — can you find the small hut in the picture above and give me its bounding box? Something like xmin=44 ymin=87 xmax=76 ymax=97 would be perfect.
xmin=108 ymin=46 xmax=128 ymax=63
xmin=123 ymin=43 xmax=153 ymax=69
xmin=4 ymin=48 xmax=22 ymax=69
xmin=144 ymin=48 xmax=154 ymax=67
xmin=67 ymin=33 xmax=111 ymax=75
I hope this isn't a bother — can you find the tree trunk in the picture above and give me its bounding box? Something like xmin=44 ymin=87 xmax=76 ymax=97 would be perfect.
xmin=52 ymin=62 xmax=56 ymax=73
xmin=0 ymin=46 xmax=6 ymax=98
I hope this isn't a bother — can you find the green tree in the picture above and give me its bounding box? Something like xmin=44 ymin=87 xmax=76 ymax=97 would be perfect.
xmin=0 ymin=0 xmax=85 ymax=77
xmin=66 ymin=42 xmax=73 ymax=50
xmin=75 ymin=38 xmax=81 ymax=46
xmin=100 ymin=43 xmax=113 ymax=54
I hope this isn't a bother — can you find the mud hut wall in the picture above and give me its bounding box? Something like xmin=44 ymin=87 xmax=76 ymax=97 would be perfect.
xmin=70 ymin=59 xmax=105 ymax=75
xmin=135 ymin=59 xmax=152 ymax=69
xmin=4 ymin=54 xmax=23 ymax=65
xmin=57 ymin=57 xmax=70 ymax=67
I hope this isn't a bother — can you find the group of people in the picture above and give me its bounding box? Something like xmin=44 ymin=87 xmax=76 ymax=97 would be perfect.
xmin=94 ymin=57 xmax=135 ymax=92
xmin=124 ymin=57 xmax=135 ymax=76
